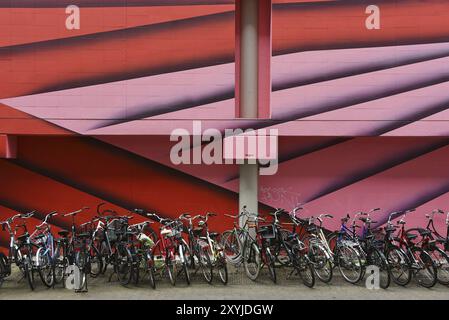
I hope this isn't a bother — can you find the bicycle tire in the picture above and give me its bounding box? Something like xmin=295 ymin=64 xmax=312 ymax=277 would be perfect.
xmin=36 ymin=248 xmax=54 ymax=288
xmin=166 ymin=249 xmax=176 ymax=286
xmin=385 ymin=245 xmax=412 ymax=286
xmin=221 ymin=230 xmax=242 ymax=265
xmin=428 ymin=247 xmax=449 ymax=285
xmin=115 ymin=245 xmax=134 ymax=286
xmin=244 ymin=241 xmax=261 ymax=281
xmin=292 ymin=244 xmax=315 ymax=288
xmin=306 ymin=237 xmax=333 ymax=283
xmin=412 ymin=247 xmax=437 ymax=288
xmin=336 ymin=244 xmax=363 ymax=284
xmin=0 ymin=253 xmax=8 ymax=287
xmin=199 ymin=247 xmax=213 ymax=284
xmin=89 ymin=245 xmax=103 ymax=278
xmin=367 ymin=247 xmax=391 ymax=289
xmin=264 ymin=246 xmax=277 ymax=284
xmin=23 ymin=255 xmax=35 ymax=291
xmin=180 ymin=243 xmax=191 ymax=285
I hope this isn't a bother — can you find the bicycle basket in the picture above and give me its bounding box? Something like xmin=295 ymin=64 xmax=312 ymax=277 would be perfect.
xmin=258 ymin=225 xmax=275 ymax=239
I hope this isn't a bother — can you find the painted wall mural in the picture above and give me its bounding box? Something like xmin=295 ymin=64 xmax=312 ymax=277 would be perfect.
xmin=1 ymin=0 xmax=449 ymax=251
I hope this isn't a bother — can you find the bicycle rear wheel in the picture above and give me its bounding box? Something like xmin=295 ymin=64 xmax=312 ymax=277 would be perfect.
xmin=412 ymin=247 xmax=437 ymax=288
xmin=428 ymin=247 xmax=449 ymax=285
xmin=386 ymin=246 xmax=411 ymax=286
xmin=367 ymin=248 xmax=390 ymax=289
xmin=292 ymin=244 xmax=315 ymax=288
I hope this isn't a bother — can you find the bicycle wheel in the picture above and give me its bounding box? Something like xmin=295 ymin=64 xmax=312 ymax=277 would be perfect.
xmin=336 ymin=244 xmax=363 ymax=284
xmin=292 ymin=244 xmax=315 ymax=288
xmin=165 ymin=249 xmax=176 ymax=286
xmin=53 ymin=243 xmax=67 ymax=285
xmin=144 ymin=251 xmax=156 ymax=289
xmin=100 ymin=241 xmax=110 ymax=274
xmin=385 ymin=245 xmax=412 ymax=286
xmin=180 ymin=243 xmax=191 ymax=285
xmin=115 ymin=246 xmax=134 ymax=286
xmin=274 ymin=229 xmax=291 ymax=266
xmin=0 ymin=253 xmax=7 ymax=287
xmin=89 ymin=245 xmax=103 ymax=278
xmin=215 ymin=246 xmax=228 ymax=285
xmin=263 ymin=245 xmax=276 ymax=284
xmin=243 ymin=241 xmax=261 ymax=281
xmin=367 ymin=248 xmax=391 ymax=289
xmin=306 ymin=237 xmax=333 ymax=283
xmin=36 ymin=248 xmax=54 ymax=288
xmin=412 ymin=247 xmax=437 ymax=288
xmin=221 ymin=230 xmax=242 ymax=265
xmin=23 ymin=255 xmax=35 ymax=291
xmin=428 ymin=247 xmax=449 ymax=285
xmin=199 ymin=246 xmax=213 ymax=284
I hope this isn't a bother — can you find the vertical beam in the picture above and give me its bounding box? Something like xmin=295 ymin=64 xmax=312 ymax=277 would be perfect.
xmin=235 ymin=0 xmax=272 ymax=119
xmin=236 ymin=1 xmax=272 ymax=222
xmin=239 ymin=163 xmax=259 ymax=225
xmin=0 ymin=135 xmax=17 ymax=159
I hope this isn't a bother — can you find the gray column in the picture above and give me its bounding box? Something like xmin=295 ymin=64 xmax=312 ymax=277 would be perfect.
xmin=238 ymin=1 xmax=259 ymax=226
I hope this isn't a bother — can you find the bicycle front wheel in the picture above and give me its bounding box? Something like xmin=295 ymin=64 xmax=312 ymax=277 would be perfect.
xmin=386 ymin=246 xmax=411 ymax=286
xmin=199 ymin=246 xmax=213 ymax=284
xmin=243 ymin=241 xmax=261 ymax=281
xmin=115 ymin=246 xmax=134 ymax=286
xmin=336 ymin=244 xmax=363 ymax=284
xmin=36 ymin=248 xmax=54 ymax=288
xmin=221 ymin=230 xmax=242 ymax=265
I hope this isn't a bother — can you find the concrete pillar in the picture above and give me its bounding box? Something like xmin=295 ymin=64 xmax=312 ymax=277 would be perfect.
xmin=239 ymin=0 xmax=259 ymax=119
xmin=236 ymin=0 xmax=272 ymax=225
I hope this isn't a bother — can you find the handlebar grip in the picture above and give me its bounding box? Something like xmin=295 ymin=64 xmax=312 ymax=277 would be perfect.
xmin=134 ymin=209 xmax=144 ymax=214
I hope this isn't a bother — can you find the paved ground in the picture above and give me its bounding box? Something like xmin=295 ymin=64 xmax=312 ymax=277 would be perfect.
xmin=0 ymin=265 xmax=448 ymax=300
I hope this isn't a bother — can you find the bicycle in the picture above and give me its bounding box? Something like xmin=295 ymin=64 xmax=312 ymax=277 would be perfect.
xmin=299 ymin=212 xmax=334 ymax=283
xmin=194 ymin=212 xmax=228 ymax=285
xmin=357 ymin=208 xmax=391 ymax=289
xmin=0 ymin=211 xmax=36 ymax=290
xmin=127 ymin=220 xmax=157 ymax=289
xmin=327 ymin=212 xmax=367 ymax=284
xmin=221 ymin=206 xmax=269 ymax=281
xmin=180 ymin=213 xmax=214 ymax=283
xmin=269 ymin=208 xmax=315 ymax=287
xmin=138 ymin=211 xmax=191 ymax=286
xmin=385 ymin=209 xmax=437 ymax=288
xmin=33 ymin=211 xmax=58 ymax=288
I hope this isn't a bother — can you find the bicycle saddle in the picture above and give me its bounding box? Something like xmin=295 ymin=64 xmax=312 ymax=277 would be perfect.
xmin=209 ymin=232 xmax=220 ymax=238
xmin=17 ymin=233 xmax=29 ymax=242
xmin=77 ymin=232 xmax=91 ymax=239
xmin=58 ymin=230 xmax=69 ymax=237
xmin=405 ymin=233 xmax=418 ymax=240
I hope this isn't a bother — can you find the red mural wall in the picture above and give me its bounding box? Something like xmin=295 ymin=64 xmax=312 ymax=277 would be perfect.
xmin=1 ymin=0 xmax=449 ymax=251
